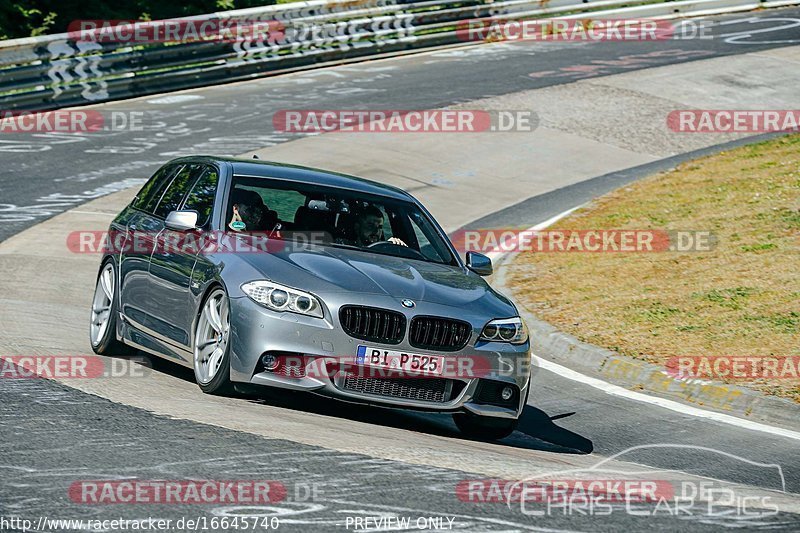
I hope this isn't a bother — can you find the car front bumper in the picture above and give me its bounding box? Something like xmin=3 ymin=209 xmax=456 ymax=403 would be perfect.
xmin=227 ymin=295 xmax=532 ymax=419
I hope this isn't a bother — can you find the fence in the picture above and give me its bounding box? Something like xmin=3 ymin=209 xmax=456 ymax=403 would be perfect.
xmin=0 ymin=0 xmax=796 ymax=111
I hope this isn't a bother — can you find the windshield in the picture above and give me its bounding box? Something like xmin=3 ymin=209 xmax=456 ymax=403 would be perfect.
xmin=225 ymin=175 xmax=457 ymax=265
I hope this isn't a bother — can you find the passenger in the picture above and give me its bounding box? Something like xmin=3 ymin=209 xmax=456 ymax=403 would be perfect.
xmin=228 ymin=189 xmax=276 ymax=232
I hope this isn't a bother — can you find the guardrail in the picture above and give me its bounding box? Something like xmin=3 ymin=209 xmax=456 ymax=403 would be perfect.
xmin=0 ymin=0 xmax=796 ymax=111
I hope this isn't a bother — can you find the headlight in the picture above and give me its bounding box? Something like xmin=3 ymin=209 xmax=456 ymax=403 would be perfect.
xmin=241 ymin=281 xmax=324 ymax=318
xmin=479 ymin=317 xmax=528 ymax=344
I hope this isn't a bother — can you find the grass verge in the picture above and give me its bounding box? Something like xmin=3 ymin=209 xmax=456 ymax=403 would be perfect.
xmin=507 ymin=134 xmax=800 ymax=401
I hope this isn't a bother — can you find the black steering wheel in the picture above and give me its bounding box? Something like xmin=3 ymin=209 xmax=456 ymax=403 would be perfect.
xmin=367 ymin=240 xmax=426 ymax=260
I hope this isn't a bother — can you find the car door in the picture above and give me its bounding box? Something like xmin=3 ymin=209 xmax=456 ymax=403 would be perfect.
xmin=119 ymin=163 xmax=182 ymax=329
xmin=147 ymin=164 xmax=216 ymax=355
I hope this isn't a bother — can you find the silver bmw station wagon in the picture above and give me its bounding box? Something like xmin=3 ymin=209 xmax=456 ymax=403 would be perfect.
xmin=90 ymin=156 xmax=531 ymax=440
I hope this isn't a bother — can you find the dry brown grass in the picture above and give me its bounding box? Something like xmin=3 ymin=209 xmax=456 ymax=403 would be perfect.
xmin=507 ymin=134 xmax=800 ymax=401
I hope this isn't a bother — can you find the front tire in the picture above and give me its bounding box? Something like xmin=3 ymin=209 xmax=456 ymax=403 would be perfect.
xmin=453 ymin=413 xmax=518 ymax=441
xmin=89 ymin=260 xmax=130 ymax=355
xmin=193 ymin=287 xmax=233 ymax=394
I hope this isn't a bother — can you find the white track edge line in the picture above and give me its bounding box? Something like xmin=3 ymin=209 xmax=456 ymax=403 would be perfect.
xmin=535 ymin=354 xmax=800 ymax=441
xmin=482 ymin=204 xmax=800 ymax=442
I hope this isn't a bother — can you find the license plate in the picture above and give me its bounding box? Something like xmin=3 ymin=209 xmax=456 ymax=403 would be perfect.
xmin=356 ymin=345 xmax=444 ymax=376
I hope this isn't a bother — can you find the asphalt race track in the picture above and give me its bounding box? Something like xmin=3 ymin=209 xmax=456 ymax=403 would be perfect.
xmin=4 ymin=10 xmax=800 ymax=241
xmin=1 ymin=7 xmax=800 ymax=533
xmin=2 ymin=374 xmax=798 ymax=531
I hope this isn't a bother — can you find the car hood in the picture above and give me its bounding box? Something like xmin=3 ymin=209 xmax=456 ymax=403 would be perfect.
xmin=237 ymin=244 xmax=514 ymax=311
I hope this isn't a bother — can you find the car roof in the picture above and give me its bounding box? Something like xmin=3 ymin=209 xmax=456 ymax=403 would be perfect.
xmin=170 ymin=155 xmax=415 ymax=202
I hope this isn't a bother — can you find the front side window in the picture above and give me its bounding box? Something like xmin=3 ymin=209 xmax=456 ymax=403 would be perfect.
xmin=407 ymin=210 xmax=449 ymax=263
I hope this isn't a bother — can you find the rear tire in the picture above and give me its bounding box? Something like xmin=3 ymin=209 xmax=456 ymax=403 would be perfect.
xmin=453 ymin=413 xmax=518 ymax=441
xmin=89 ymin=260 xmax=131 ymax=356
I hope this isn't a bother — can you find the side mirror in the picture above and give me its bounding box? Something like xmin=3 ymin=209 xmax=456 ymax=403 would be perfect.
xmin=165 ymin=210 xmax=198 ymax=232
xmin=466 ymin=251 xmax=493 ymax=276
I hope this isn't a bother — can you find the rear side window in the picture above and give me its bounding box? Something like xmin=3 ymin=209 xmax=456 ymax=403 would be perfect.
xmin=132 ymin=164 xmax=179 ymax=213
xmin=183 ymin=168 xmax=219 ymax=227
xmin=240 ymin=186 xmax=304 ymax=221
xmin=154 ymin=164 xmax=205 ymax=219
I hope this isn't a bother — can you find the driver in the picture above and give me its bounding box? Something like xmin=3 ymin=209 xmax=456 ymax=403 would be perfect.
xmin=351 ymin=205 xmax=406 ymax=247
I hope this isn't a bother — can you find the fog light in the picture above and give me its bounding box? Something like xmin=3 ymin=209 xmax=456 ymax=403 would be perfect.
xmin=501 ymin=386 xmax=514 ymax=401
xmin=261 ymin=353 xmax=279 ymax=371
